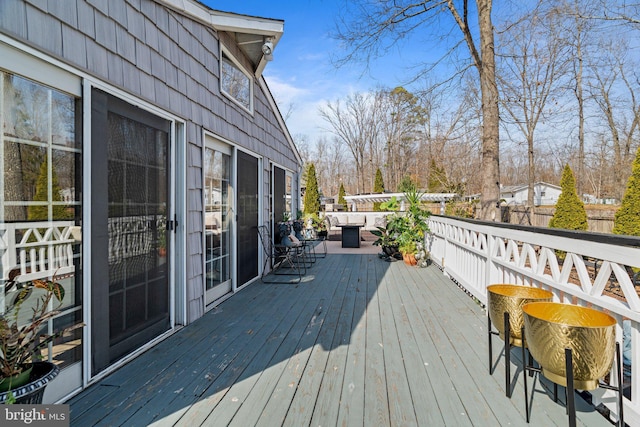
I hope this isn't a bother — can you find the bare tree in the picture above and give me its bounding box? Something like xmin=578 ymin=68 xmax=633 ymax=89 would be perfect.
xmin=498 ymin=7 xmax=568 ymax=216
xmin=319 ymin=92 xmax=381 ymax=194
xmin=588 ymin=40 xmax=640 ymax=200
xmin=314 ymin=136 xmax=347 ymax=197
xmin=579 ymin=1 xmax=640 ymax=26
xmin=333 ymin=0 xmax=500 ymax=220
xmin=555 ymin=0 xmax=592 ymax=199
xmin=415 ymin=81 xmax=475 ymax=192
xmin=378 ymin=87 xmax=424 ymax=190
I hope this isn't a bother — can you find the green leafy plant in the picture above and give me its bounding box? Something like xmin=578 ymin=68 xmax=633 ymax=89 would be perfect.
xmin=0 ymin=270 xmax=84 ymax=392
xmin=303 ymin=213 xmax=327 ymax=233
xmin=397 ymin=235 xmax=417 ymax=256
xmin=373 ymin=190 xmax=431 ymax=264
xmin=371 ymin=215 xmax=398 ymax=248
xmin=380 ymin=196 xmax=399 ymax=212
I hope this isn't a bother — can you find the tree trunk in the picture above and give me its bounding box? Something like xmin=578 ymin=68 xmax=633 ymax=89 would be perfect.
xmin=527 ymin=134 xmax=535 ymax=224
xmin=575 ymin=32 xmax=585 ymax=201
xmin=477 ymin=0 xmax=500 ymax=221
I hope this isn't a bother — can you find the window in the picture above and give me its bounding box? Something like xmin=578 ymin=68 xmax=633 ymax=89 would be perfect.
xmin=285 ymin=172 xmax=293 ymax=219
xmin=0 ymin=71 xmax=82 ymax=369
xmin=220 ymin=49 xmax=253 ymax=112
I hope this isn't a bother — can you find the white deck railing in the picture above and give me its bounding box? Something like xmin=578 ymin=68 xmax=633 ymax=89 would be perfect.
xmin=0 ymin=221 xmax=78 ymax=314
xmin=428 ymin=215 xmax=640 ymax=424
xmin=0 ymin=221 xmax=78 ymax=282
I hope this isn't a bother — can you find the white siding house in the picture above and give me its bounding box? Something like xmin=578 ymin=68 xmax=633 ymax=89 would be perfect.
xmin=500 ymin=182 xmax=562 ymax=206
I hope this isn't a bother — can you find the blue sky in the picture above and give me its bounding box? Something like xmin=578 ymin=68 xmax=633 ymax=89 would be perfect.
xmin=202 ymin=0 xmax=426 ymax=142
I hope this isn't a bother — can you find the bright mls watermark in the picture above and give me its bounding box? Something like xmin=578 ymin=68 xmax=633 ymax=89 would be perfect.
xmin=1 ymin=405 xmax=69 ymax=426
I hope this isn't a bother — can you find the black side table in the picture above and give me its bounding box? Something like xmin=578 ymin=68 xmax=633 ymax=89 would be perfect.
xmin=338 ymin=224 xmax=364 ymax=248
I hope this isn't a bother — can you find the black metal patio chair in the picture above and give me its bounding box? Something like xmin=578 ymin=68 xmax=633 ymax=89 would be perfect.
xmin=256 ymin=224 xmax=305 ymax=283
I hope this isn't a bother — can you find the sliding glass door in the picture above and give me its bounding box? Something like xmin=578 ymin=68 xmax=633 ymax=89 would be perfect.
xmin=237 ymin=151 xmax=259 ymax=287
xmin=204 ymin=139 xmax=232 ymax=305
xmin=90 ymin=89 xmax=172 ymax=375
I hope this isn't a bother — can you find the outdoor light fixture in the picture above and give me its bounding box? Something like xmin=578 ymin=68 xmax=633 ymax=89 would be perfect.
xmin=262 ymin=38 xmax=274 ymax=61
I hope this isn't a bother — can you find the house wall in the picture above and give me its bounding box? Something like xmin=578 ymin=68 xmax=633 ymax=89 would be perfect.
xmin=0 ymin=0 xmax=300 ymax=322
xmin=501 ymin=184 xmax=562 ymax=206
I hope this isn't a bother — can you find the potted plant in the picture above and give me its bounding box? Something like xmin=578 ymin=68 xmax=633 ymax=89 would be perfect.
xmin=304 ymin=214 xmax=327 ymax=239
xmin=386 ymin=189 xmax=432 ymax=266
xmin=371 ymin=214 xmax=401 ymax=259
xmin=158 ymin=228 xmax=167 ymax=257
xmin=398 ymin=238 xmax=418 ymax=265
xmin=0 ymin=270 xmax=84 ymax=403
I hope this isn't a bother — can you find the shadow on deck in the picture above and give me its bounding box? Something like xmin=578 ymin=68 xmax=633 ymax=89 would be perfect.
xmin=68 ymin=252 xmax=609 ymax=426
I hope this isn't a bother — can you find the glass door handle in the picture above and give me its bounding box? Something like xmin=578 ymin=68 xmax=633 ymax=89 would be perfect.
xmin=166 ymin=215 xmax=179 ymax=232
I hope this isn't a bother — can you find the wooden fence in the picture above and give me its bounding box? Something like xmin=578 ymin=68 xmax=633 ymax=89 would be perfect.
xmin=504 ymin=206 xmax=616 ymax=233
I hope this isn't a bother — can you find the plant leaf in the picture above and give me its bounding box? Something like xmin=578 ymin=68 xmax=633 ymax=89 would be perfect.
xmin=11 ymin=288 xmax=32 ymax=307
xmin=50 ymin=282 xmax=65 ymax=302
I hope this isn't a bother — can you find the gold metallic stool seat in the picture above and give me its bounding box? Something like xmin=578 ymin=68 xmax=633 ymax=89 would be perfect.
xmin=487 ymin=284 xmax=553 ymax=397
xmin=522 ymin=302 xmax=624 ymax=427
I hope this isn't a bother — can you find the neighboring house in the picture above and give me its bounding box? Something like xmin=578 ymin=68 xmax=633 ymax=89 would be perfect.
xmin=0 ymin=0 xmax=301 ymax=402
xmin=500 ymin=182 xmax=562 ymax=206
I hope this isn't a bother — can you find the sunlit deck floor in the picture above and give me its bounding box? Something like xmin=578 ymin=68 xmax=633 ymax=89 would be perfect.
xmin=68 ymin=250 xmax=609 ymax=426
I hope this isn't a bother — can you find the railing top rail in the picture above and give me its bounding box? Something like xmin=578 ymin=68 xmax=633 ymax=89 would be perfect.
xmin=431 ymin=214 xmax=640 ymax=248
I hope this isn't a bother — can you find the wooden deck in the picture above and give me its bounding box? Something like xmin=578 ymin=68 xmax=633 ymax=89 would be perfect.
xmin=68 ymin=252 xmax=609 ymax=426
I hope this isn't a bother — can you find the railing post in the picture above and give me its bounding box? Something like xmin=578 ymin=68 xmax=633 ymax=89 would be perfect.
xmin=484 ymin=230 xmax=494 ymax=294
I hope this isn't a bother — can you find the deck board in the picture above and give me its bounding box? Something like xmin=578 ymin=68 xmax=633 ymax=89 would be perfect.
xmin=335 ymin=255 xmax=369 ymax=427
xmin=69 ymin=254 xmax=609 ymax=426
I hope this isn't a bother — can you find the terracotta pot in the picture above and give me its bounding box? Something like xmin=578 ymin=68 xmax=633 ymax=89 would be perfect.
xmin=403 ymin=253 xmax=417 ymax=266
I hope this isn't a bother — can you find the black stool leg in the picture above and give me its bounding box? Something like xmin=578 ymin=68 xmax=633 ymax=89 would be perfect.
xmin=522 ymin=328 xmax=530 ymax=423
xmin=565 ymin=348 xmax=576 ymax=427
xmin=504 ymin=311 xmax=511 ymax=398
xmin=615 ymin=342 xmax=624 ymax=427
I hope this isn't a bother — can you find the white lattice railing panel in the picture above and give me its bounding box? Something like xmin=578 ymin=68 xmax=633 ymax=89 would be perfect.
xmin=0 ymin=221 xmax=78 ymax=283
xmin=427 ymin=215 xmax=640 ymax=425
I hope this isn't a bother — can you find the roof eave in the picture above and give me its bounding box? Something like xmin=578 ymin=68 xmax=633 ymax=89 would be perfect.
xmin=159 ymin=0 xmax=284 ymax=74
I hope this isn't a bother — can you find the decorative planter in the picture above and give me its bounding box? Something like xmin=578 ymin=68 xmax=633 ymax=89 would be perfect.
xmin=0 ymin=366 xmax=33 ymax=392
xmin=487 ymin=284 xmax=553 ymax=347
xmin=523 ymin=302 xmax=616 ymax=390
xmin=383 ymin=245 xmax=399 ymax=257
xmin=0 ymin=361 xmax=59 ymax=404
xmin=403 ymin=253 xmax=417 ymax=266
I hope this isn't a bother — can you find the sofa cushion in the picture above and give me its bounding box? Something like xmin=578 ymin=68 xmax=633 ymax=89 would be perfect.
xmin=373 ymin=216 xmax=387 ymax=228
xmin=349 ymin=214 xmax=366 ymax=225
xmin=334 ymin=214 xmax=349 ymax=225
